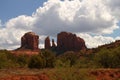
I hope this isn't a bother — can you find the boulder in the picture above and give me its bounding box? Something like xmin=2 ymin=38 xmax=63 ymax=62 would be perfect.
xmin=45 ymin=36 xmax=51 ymax=49
xmin=20 ymin=32 xmax=39 ymax=51
xmin=57 ymin=32 xmax=86 ymax=51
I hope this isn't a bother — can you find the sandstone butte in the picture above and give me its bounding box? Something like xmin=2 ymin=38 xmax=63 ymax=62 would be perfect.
xmin=44 ymin=37 xmax=56 ymax=49
xmin=44 ymin=31 xmax=86 ymax=52
xmin=12 ymin=31 xmax=87 ymax=55
xmin=57 ymin=32 xmax=86 ymax=52
xmin=45 ymin=36 xmax=51 ymax=49
xmin=20 ymin=32 xmax=39 ymax=50
xmin=12 ymin=32 xmax=40 ymax=55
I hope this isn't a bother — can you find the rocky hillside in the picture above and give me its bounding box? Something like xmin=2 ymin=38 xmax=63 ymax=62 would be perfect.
xmin=90 ymin=40 xmax=120 ymax=54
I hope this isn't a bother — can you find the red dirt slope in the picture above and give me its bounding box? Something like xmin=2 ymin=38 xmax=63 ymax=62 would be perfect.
xmin=90 ymin=69 xmax=120 ymax=80
xmin=0 ymin=69 xmax=120 ymax=80
xmin=0 ymin=73 xmax=49 ymax=80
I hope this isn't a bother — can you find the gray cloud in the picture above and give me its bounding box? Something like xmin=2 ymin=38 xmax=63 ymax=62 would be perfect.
xmin=105 ymin=0 xmax=120 ymax=19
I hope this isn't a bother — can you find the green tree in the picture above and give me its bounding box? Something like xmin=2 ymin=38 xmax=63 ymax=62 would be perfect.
xmin=16 ymin=54 xmax=28 ymax=67
xmin=41 ymin=49 xmax=56 ymax=68
xmin=58 ymin=51 xmax=79 ymax=67
xmin=54 ymin=59 xmax=71 ymax=68
xmin=94 ymin=48 xmax=120 ymax=68
xmin=0 ymin=50 xmax=18 ymax=69
xmin=28 ymin=55 xmax=46 ymax=69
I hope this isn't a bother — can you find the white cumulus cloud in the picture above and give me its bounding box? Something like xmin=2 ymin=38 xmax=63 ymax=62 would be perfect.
xmin=77 ymin=33 xmax=116 ymax=48
xmin=32 ymin=0 xmax=118 ymax=35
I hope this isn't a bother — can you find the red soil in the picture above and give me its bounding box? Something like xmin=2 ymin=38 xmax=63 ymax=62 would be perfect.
xmin=0 ymin=69 xmax=120 ymax=80
xmin=10 ymin=50 xmax=39 ymax=56
xmin=90 ymin=69 xmax=120 ymax=80
xmin=0 ymin=73 xmax=49 ymax=80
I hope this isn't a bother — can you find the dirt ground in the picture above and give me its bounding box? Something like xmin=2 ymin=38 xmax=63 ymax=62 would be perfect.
xmin=0 ymin=74 xmax=49 ymax=80
xmin=0 ymin=69 xmax=120 ymax=80
xmin=90 ymin=69 xmax=120 ymax=80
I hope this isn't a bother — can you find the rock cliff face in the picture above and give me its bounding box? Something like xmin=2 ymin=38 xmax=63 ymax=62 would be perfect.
xmin=45 ymin=36 xmax=51 ymax=49
xmin=52 ymin=39 xmax=56 ymax=48
xmin=57 ymin=32 xmax=86 ymax=51
xmin=20 ymin=32 xmax=39 ymax=51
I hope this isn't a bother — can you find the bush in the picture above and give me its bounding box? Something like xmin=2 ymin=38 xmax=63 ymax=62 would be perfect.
xmin=58 ymin=51 xmax=79 ymax=67
xmin=47 ymin=68 xmax=94 ymax=80
xmin=111 ymin=47 xmax=120 ymax=68
xmin=94 ymin=48 xmax=120 ymax=68
xmin=16 ymin=54 xmax=29 ymax=67
xmin=41 ymin=49 xmax=56 ymax=68
xmin=28 ymin=55 xmax=46 ymax=69
xmin=0 ymin=50 xmax=18 ymax=69
xmin=74 ymin=57 xmax=97 ymax=68
xmin=54 ymin=59 xmax=71 ymax=68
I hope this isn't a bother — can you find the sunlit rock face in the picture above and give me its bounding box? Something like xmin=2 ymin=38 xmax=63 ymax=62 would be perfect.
xmin=57 ymin=32 xmax=86 ymax=52
xmin=21 ymin=32 xmax=39 ymax=51
xmin=45 ymin=36 xmax=51 ymax=49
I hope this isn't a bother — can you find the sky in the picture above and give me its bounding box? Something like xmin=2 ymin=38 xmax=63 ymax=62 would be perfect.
xmin=0 ymin=0 xmax=47 ymax=22
xmin=0 ymin=0 xmax=120 ymax=50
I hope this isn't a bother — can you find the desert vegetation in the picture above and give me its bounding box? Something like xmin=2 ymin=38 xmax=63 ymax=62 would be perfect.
xmin=0 ymin=45 xmax=120 ymax=69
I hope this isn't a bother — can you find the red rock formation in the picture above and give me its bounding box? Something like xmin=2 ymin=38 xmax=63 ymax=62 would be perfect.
xmin=57 ymin=32 xmax=86 ymax=51
xmin=20 ymin=32 xmax=39 ymax=51
xmin=52 ymin=39 xmax=56 ymax=48
xmin=45 ymin=36 xmax=51 ymax=49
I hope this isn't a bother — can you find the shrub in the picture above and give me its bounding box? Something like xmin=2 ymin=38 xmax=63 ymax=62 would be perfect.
xmin=109 ymin=48 xmax=120 ymax=68
xmin=16 ymin=54 xmax=29 ymax=67
xmin=94 ymin=48 xmax=120 ymax=68
xmin=41 ymin=49 xmax=56 ymax=68
xmin=59 ymin=51 xmax=79 ymax=67
xmin=28 ymin=55 xmax=46 ymax=69
xmin=74 ymin=57 xmax=97 ymax=68
xmin=54 ymin=59 xmax=71 ymax=68
xmin=0 ymin=50 xmax=18 ymax=69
